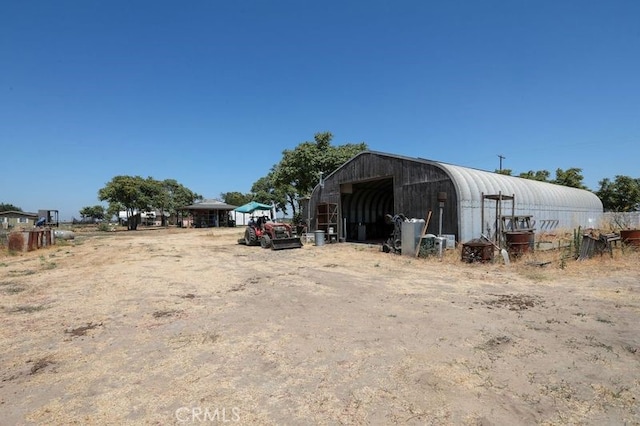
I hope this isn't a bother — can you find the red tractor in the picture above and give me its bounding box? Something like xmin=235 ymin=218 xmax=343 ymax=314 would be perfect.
xmin=240 ymin=215 xmax=303 ymax=250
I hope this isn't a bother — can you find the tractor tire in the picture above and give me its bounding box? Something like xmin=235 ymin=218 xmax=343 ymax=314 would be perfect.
xmin=261 ymin=234 xmax=272 ymax=249
xmin=245 ymin=227 xmax=257 ymax=246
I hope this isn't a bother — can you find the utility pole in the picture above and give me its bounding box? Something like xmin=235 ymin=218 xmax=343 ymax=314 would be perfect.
xmin=498 ymin=154 xmax=506 ymax=171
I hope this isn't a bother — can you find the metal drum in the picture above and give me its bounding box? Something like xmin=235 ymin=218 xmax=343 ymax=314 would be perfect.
xmin=620 ymin=229 xmax=640 ymax=247
xmin=314 ymin=230 xmax=325 ymax=246
xmin=506 ymin=232 xmax=534 ymax=256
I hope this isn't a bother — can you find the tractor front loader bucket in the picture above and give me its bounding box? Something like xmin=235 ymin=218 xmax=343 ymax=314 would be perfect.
xmin=271 ymin=237 xmax=303 ymax=250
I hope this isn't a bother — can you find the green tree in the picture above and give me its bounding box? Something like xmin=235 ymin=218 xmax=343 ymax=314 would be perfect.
xmin=596 ymin=175 xmax=640 ymax=212
xmin=251 ymin=172 xmax=290 ymax=213
xmin=494 ymin=169 xmax=513 ymax=176
xmin=552 ymin=168 xmax=587 ymax=189
xmin=221 ymin=191 xmax=253 ymax=207
xmin=98 ymin=176 xmax=200 ymax=228
xmin=98 ymin=176 xmax=157 ymax=230
xmin=271 ymin=131 xmax=367 ymax=215
xmin=155 ymin=179 xmax=201 ymax=226
xmin=79 ymin=205 xmax=106 ymax=221
xmin=106 ymin=203 xmax=123 ymax=223
xmin=0 ymin=203 xmax=22 ymax=212
xmin=518 ymin=170 xmax=550 ymax=182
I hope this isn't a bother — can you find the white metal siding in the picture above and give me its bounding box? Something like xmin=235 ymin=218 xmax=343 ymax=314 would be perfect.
xmin=436 ymin=162 xmax=603 ymax=242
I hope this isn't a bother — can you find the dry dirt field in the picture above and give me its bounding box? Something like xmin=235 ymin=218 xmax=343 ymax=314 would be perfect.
xmin=1 ymin=227 xmax=639 ymax=425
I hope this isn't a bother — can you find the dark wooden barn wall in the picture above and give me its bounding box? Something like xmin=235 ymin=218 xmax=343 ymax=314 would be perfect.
xmin=311 ymin=153 xmax=461 ymax=240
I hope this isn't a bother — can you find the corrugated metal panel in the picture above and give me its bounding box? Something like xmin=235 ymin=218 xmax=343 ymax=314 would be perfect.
xmin=435 ymin=162 xmax=603 ymax=242
xmin=311 ymin=151 xmax=603 ymax=244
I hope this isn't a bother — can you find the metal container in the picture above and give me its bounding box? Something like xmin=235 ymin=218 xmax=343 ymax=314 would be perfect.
xmin=401 ymin=220 xmax=425 ymax=257
xmin=442 ymin=234 xmax=456 ymax=249
xmin=620 ymin=229 xmax=640 ymax=247
xmin=314 ymin=230 xmax=325 ymax=246
xmin=434 ymin=236 xmax=446 ymax=257
xmin=28 ymin=229 xmax=55 ymax=251
xmin=506 ymin=232 xmax=534 ymax=256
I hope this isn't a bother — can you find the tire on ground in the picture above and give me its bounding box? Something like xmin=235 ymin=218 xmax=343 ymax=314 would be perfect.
xmin=261 ymin=234 xmax=272 ymax=249
xmin=245 ymin=227 xmax=257 ymax=245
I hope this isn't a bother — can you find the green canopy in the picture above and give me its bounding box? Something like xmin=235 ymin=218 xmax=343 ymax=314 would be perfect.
xmin=234 ymin=201 xmax=273 ymax=214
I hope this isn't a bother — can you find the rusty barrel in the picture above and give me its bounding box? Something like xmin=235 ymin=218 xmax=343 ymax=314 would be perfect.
xmin=620 ymin=229 xmax=640 ymax=247
xmin=506 ymin=231 xmax=534 ymax=256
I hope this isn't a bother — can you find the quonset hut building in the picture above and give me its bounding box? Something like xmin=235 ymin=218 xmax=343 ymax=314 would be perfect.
xmin=306 ymin=151 xmax=603 ymax=244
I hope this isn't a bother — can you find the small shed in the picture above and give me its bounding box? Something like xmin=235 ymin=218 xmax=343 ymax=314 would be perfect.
xmin=307 ymin=151 xmax=603 ymax=244
xmin=37 ymin=210 xmax=59 ymax=227
xmin=0 ymin=211 xmax=39 ymax=230
xmin=181 ymin=199 xmax=237 ymax=228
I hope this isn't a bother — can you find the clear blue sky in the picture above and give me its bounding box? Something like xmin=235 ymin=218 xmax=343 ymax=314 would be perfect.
xmin=2 ymin=1 xmax=639 ymax=220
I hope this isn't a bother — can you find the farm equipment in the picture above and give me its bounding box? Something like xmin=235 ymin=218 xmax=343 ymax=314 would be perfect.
xmin=239 ymin=215 xmax=303 ymax=250
xmin=382 ymin=213 xmax=408 ymax=254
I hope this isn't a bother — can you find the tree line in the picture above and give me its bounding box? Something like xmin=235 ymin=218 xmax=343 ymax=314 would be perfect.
xmin=78 ymin=132 xmax=365 ymax=229
xmin=95 ymin=176 xmax=202 ymax=230
xmin=495 ymin=167 xmax=640 ymax=211
xmin=3 ymin=133 xmax=639 ymax=226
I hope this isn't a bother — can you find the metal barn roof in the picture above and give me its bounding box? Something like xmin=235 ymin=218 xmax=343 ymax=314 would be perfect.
xmin=319 ymin=151 xmax=603 ymax=242
xmin=434 ymin=161 xmax=603 ymax=241
xmin=181 ymin=199 xmax=237 ymax=210
xmin=435 ymin=161 xmax=602 ymax=211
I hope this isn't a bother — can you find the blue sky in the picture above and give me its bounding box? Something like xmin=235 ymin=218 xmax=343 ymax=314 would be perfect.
xmin=2 ymin=1 xmax=639 ymax=220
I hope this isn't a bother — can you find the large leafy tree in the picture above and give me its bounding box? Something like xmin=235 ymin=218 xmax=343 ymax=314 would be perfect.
xmin=0 ymin=203 xmax=22 ymax=212
xmin=155 ymin=179 xmax=202 ymax=226
xmin=221 ymin=191 xmax=253 ymax=207
xmin=597 ymin=175 xmax=640 ymax=212
xmin=251 ymin=172 xmax=290 ymax=213
xmin=270 ymin=132 xmax=367 ymax=216
xmin=552 ymin=168 xmax=586 ymax=189
xmin=98 ymin=176 xmax=156 ymax=230
xmin=79 ymin=205 xmax=106 ymax=221
xmin=99 ymin=176 xmax=200 ymax=229
xmin=106 ymin=203 xmax=123 ymax=222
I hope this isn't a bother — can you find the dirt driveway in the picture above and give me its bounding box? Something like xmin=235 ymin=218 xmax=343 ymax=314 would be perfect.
xmin=1 ymin=228 xmax=639 ymax=424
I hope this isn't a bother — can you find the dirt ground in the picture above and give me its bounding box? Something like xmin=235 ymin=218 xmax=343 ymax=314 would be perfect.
xmin=1 ymin=227 xmax=639 ymax=425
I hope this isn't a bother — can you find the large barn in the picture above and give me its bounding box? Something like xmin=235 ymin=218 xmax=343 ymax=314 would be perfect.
xmin=306 ymin=151 xmax=603 ymax=244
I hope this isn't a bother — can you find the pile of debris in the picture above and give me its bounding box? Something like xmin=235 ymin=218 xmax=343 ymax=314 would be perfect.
xmin=578 ymin=232 xmax=620 ymax=260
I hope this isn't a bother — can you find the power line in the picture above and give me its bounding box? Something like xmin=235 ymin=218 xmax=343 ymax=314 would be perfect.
xmin=497 ymin=154 xmax=506 ymax=171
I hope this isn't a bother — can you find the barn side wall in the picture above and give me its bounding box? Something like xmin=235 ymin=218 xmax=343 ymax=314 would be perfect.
xmin=309 ymin=153 xmax=459 ymax=241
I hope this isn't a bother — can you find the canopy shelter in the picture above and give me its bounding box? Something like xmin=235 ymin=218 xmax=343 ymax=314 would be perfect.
xmin=233 ymin=201 xmax=275 ymax=226
xmin=234 ymin=201 xmax=273 ymax=214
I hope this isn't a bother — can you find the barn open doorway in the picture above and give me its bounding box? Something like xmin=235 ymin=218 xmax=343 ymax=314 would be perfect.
xmin=340 ymin=177 xmax=394 ymax=242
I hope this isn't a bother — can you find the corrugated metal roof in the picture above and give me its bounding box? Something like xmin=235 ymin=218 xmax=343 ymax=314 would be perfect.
xmin=434 ymin=161 xmax=602 ymax=211
xmin=337 ymin=151 xmax=603 ymax=212
xmin=0 ymin=211 xmax=39 ymax=218
xmin=432 ymin=160 xmax=603 ymax=241
xmin=182 ymin=199 xmax=237 ymax=210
